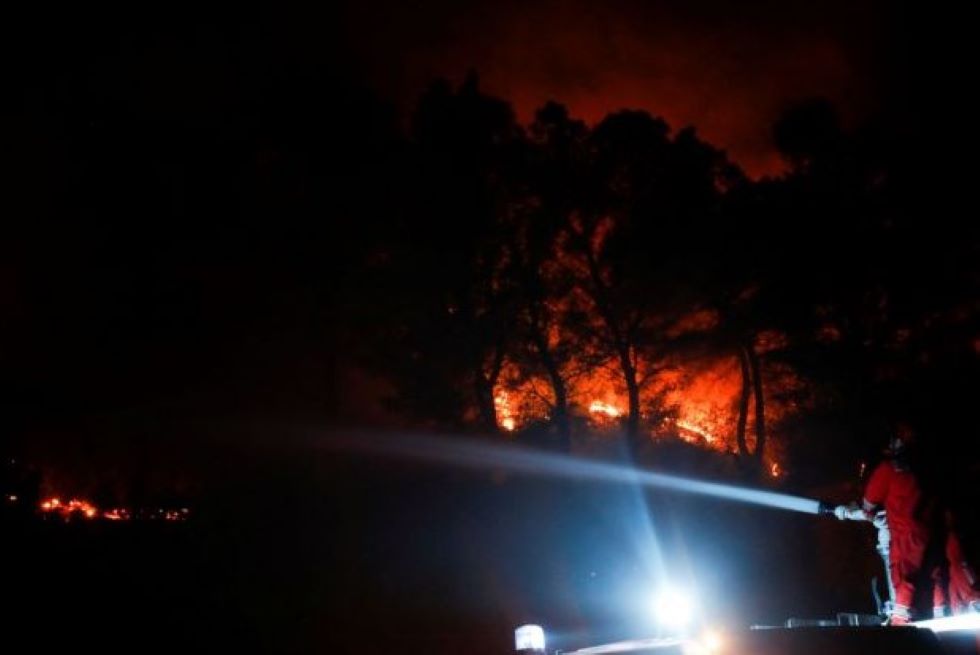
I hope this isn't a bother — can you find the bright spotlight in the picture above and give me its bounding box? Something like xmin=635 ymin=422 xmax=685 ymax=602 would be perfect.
xmin=653 ymin=587 xmax=695 ymax=629
xmin=914 ymin=613 xmax=980 ymax=633
xmin=514 ymin=624 xmax=546 ymax=652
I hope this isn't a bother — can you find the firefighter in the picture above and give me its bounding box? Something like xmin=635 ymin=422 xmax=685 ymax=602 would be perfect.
xmin=836 ymin=424 xmax=947 ymax=624
xmin=945 ymin=511 xmax=980 ymax=614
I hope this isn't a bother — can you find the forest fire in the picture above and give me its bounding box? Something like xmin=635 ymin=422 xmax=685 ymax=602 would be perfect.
xmin=491 ymin=343 xmax=802 ymax=480
xmin=588 ymin=400 xmax=622 ymax=419
xmin=103 ymin=508 xmax=130 ymax=521
xmin=661 ymin=357 xmax=742 ymax=450
xmin=38 ymin=496 xmax=188 ymax=522
xmin=673 ymin=419 xmax=716 ymax=444
xmin=494 ymin=390 xmax=518 ymax=432
xmin=40 ymin=497 xmax=100 ymax=519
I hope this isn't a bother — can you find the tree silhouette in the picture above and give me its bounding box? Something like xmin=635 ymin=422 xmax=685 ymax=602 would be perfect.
xmin=353 ymin=80 xmax=978 ymax=493
xmin=503 ymin=102 xmax=591 ymax=448
xmin=366 ymin=74 xmax=522 ymax=431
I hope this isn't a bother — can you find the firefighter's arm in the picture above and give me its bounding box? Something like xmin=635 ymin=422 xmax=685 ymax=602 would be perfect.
xmin=833 ymin=461 xmax=892 ymax=521
xmin=862 ymin=461 xmax=892 ymax=511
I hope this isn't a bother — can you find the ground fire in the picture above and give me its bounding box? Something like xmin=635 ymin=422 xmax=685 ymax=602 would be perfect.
xmin=588 ymin=400 xmax=622 ymax=419
xmin=493 ymin=344 xmax=801 ymax=479
xmin=37 ymin=496 xmax=189 ymax=522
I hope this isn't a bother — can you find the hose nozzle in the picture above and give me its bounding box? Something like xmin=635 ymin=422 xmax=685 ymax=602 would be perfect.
xmin=817 ymin=501 xmax=836 ymax=516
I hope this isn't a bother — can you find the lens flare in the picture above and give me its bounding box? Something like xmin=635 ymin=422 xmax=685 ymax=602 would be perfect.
xmin=654 ymin=586 xmax=694 ymax=628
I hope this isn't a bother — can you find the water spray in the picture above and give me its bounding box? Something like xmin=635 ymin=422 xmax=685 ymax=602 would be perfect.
xmin=325 ymin=431 xmax=827 ymax=515
xmin=816 ymin=501 xmax=837 ymax=516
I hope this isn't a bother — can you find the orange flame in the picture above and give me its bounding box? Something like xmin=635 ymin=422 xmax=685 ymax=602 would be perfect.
xmin=481 ymin=308 xmax=800 ymax=476
xmin=40 ymin=497 xmax=99 ymax=519
xmin=38 ymin=497 xmax=186 ymax=522
xmin=40 ymin=497 xmax=61 ymax=511
xmin=494 ymin=390 xmax=518 ymax=432
xmin=588 ymin=400 xmax=622 ymax=418
xmin=674 ymin=419 xmax=716 ymax=444
xmin=659 ymin=357 xmax=741 ymax=451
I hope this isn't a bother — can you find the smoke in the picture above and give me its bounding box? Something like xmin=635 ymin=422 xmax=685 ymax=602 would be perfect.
xmin=340 ymin=0 xmax=887 ymax=177
xmin=323 ymin=431 xmax=821 ymax=514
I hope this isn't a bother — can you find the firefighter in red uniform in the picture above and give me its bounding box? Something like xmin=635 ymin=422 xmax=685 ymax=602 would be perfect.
xmin=836 ymin=425 xmax=980 ymax=622
xmin=945 ymin=511 xmax=980 ymax=614
xmin=837 ymin=425 xmax=947 ymax=624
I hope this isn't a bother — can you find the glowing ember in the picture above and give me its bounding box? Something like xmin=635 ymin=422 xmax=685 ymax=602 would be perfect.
xmin=494 ymin=390 xmax=518 ymax=432
xmin=40 ymin=497 xmax=100 ymax=519
xmin=770 ymin=462 xmax=782 ymax=478
xmin=817 ymin=324 xmax=842 ymax=343
xmin=675 ymin=419 xmax=716 ymax=444
xmin=6 ymin=494 xmax=18 ymax=502
xmin=69 ymin=499 xmax=98 ymax=518
xmin=38 ymin=497 xmax=187 ymax=522
xmin=588 ymin=400 xmax=622 ymax=418
xmin=161 ymin=509 xmax=190 ymax=522
xmin=103 ymin=508 xmax=130 ymax=521
xmin=40 ymin=497 xmax=62 ymax=511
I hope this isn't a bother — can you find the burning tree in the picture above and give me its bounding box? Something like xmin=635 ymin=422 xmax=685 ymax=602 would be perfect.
xmin=363 ymin=74 xmax=524 ymax=432
xmin=360 ymin=84 xmax=977 ymax=489
xmin=494 ymin=103 xmax=590 ymax=448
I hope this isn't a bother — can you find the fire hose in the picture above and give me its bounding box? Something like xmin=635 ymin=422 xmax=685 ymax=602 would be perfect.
xmin=818 ymin=502 xmax=895 ymax=615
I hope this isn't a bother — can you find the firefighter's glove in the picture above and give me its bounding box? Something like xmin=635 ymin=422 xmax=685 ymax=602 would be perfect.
xmin=834 ymin=503 xmax=866 ymax=521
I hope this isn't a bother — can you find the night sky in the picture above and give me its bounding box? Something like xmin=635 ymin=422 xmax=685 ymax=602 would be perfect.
xmin=341 ymin=0 xmax=898 ymax=176
xmin=3 ymin=2 xmax=914 ymax=438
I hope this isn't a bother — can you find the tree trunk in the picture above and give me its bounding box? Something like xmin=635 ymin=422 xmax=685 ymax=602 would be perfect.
xmin=551 ymin=395 xmax=571 ymax=452
xmin=474 ymin=369 xmax=498 ymax=433
xmin=747 ymin=344 xmax=766 ymax=462
xmin=619 ymin=344 xmax=642 ymax=453
xmin=539 ymin=344 xmax=571 ymax=451
xmin=475 ymin=343 xmax=506 ymax=433
xmin=527 ymin=296 xmax=572 ymax=451
xmin=583 ymin=248 xmax=642 ymax=452
xmin=736 ymin=345 xmax=751 ymax=458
